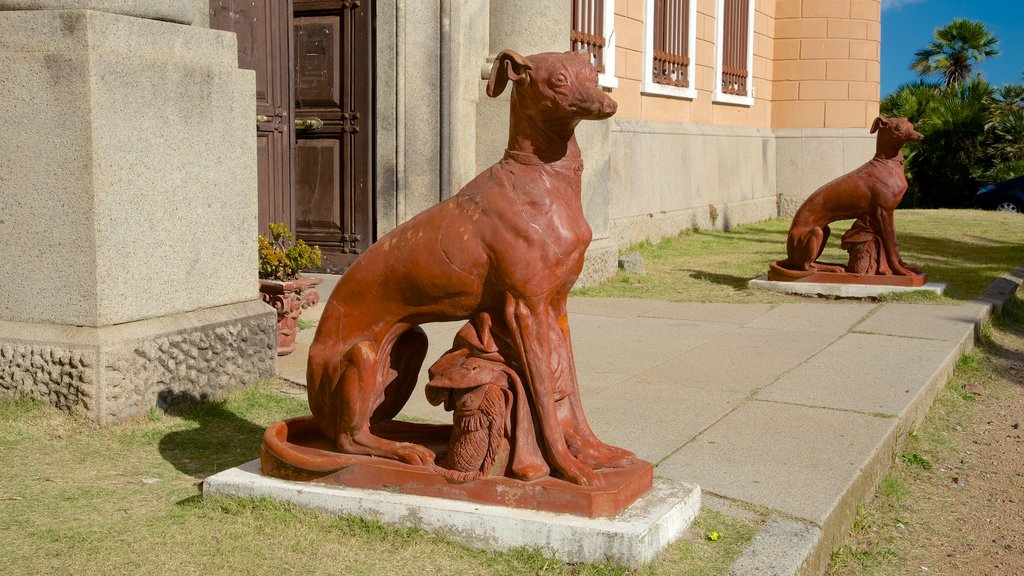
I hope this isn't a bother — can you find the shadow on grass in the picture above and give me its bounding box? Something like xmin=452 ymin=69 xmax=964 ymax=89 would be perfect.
xmin=156 ymin=391 xmax=266 ymax=480
xmin=672 ymin=268 xmax=753 ymax=290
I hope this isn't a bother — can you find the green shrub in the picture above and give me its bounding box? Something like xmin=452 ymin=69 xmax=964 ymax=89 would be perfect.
xmin=258 ymin=222 xmax=322 ymax=280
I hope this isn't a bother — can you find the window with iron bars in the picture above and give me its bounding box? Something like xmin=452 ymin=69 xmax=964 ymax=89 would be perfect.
xmin=715 ymin=0 xmax=754 ymax=104
xmin=642 ymin=0 xmax=697 ymax=98
xmin=571 ymin=0 xmax=617 ymax=88
xmin=652 ymin=0 xmax=690 ymax=88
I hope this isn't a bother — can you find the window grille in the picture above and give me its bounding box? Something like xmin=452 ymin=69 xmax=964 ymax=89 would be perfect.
xmin=652 ymin=0 xmax=690 ymax=87
xmin=720 ymin=0 xmax=750 ymax=97
xmin=571 ymin=0 xmax=606 ymax=73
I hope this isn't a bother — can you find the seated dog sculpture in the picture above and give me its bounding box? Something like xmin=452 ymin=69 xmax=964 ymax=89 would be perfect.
xmin=301 ymin=49 xmax=636 ymax=487
xmin=771 ymin=116 xmax=925 ymax=283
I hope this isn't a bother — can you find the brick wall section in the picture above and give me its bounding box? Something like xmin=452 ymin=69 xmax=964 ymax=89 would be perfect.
xmin=772 ymin=0 xmax=881 ymax=128
xmin=610 ymin=0 xmax=776 ymax=128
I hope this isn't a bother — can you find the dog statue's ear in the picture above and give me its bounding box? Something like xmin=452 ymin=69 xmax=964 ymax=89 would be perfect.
xmin=870 ymin=116 xmax=890 ymax=134
xmin=487 ymin=49 xmax=531 ymax=98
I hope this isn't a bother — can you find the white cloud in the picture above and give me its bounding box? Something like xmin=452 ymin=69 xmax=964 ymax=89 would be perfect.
xmin=882 ymin=0 xmax=927 ymax=11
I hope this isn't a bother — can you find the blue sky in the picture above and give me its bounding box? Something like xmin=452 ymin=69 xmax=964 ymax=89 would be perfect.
xmin=881 ymin=0 xmax=1024 ymax=96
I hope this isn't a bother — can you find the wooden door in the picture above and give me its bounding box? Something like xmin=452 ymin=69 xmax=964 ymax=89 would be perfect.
xmin=209 ymin=0 xmax=294 ymax=235
xmin=293 ymin=0 xmax=375 ymax=271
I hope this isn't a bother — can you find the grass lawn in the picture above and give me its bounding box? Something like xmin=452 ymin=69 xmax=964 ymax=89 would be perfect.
xmin=574 ymin=209 xmax=1024 ymax=303
xmin=0 ymin=382 xmax=762 ymax=576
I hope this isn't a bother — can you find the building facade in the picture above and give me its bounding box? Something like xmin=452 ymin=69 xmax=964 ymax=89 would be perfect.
xmin=199 ymin=0 xmax=882 ymax=282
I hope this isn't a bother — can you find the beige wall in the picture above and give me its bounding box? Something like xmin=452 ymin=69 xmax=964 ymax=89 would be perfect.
xmin=610 ymin=0 xmax=776 ymax=127
xmin=605 ymin=0 xmax=880 ymax=130
xmin=772 ymin=0 xmax=881 ymax=128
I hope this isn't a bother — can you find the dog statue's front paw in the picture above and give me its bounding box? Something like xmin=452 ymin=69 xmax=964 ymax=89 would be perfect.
xmin=558 ymin=457 xmax=605 ymax=487
xmin=391 ymin=442 xmax=436 ymax=466
xmin=896 ymin=260 xmax=922 ymax=275
xmin=579 ymin=443 xmax=637 ymax=470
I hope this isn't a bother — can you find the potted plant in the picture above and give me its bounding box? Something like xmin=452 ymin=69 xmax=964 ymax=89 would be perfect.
xmin=258 ymin=222 xmax=324 ymax=355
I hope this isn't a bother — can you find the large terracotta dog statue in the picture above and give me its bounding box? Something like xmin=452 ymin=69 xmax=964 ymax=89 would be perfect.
xmin=305 ymin=49 xmax=635 ymax=487
xmin=772 ymin=116 xmax=924 ymax=279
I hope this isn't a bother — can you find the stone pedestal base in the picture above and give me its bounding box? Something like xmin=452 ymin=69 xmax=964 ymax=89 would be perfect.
xmin=0 ymin=301 xmax=276 ymax=423
xmin=767 ymin=262 xmax=928 ymax=287
xmin=749 ymin=276 xmax=946 ymax=298
xmin=205 ymin=459 xmax=701 ymax=567
xmin=260 ymin=415 xmax=654 ymax=518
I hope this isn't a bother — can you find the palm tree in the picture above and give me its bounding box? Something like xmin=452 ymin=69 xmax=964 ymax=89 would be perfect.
xmin=881 ymin=80 xmax=941 ymax=122
xmin=911 ymin=19 xmax=1000 ymax=87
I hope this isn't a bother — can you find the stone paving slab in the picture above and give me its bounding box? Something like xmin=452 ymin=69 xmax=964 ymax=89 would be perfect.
xmin=584 ymin=383 xmax=747 ymax=463
xmin=568 ymin=297 xmax=673 ymax=318
xmin=759 ymin=332 xmax=959 ymax=416
xmin=657 ymin=400 xmax=898 ymax=526
xmin=639 ymin=301 xmax=775 ymax=325
xmin=742 ymin=302 xmax=877 ymax=334
xmin=731 ymin=516 xmax=821 ymax=576
xmin=630 ymin=326 xmax=843 ymax=395
xmin=568 ymin=314 xmax=736 ymax=390
xmin=853 ymin=302 xmax=989 ymax=342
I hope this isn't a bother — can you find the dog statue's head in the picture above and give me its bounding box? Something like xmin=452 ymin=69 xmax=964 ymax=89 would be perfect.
xmin=870 ymin=116 xmax=924 ymax=143
xmin=487 ymin=49 xmax=617 ymax=123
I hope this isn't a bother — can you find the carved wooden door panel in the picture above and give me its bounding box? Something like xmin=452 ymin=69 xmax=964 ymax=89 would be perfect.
xmin=293 ymin=0 xmax=374 ymax=271
xmin=209 ymin=0 xmax=294 ymax=234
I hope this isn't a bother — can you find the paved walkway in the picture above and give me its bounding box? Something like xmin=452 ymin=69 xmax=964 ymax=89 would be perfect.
xmin=276 ymin=271 xmax=1022 ymax=575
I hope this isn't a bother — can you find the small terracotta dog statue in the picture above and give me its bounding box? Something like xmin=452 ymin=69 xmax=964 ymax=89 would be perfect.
xmin=306 ymin=49 xmax=635 ymax=486
xmin=773 ymin=116 xmax=924 ymax=278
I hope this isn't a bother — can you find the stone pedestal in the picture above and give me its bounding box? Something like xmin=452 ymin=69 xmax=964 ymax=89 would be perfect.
xmin=206 ymin=460 xmax=701 ymax=567
xmin=0 ymin=7 xmax=275 ymax=421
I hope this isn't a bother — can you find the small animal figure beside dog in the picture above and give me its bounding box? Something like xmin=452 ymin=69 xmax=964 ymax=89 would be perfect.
xmin=770 ymin=116 xmax=927 ymax=285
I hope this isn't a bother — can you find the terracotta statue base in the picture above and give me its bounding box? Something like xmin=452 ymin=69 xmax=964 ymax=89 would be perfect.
xmin=767 ymin=262 xmax=927 ymax=287
xmin=260 ymin=416 xmax=653 ymax=518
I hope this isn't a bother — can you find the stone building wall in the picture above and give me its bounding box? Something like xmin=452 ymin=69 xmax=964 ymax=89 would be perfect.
xmin=773 ymin=0 xmax=882 ymax=128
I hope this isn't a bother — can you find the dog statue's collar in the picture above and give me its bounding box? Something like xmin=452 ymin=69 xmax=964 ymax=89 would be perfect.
xmin=503 ymin=149 xmax=584 ymax=173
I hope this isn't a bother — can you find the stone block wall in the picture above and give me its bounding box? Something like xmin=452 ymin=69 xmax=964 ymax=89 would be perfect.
xmin=772 ymin=0 xmax=881 ymax=128
xmin=775 ymin=127 xmax=876 ymax=214
xmin=609 ymin=121 xmax=778 ymax=246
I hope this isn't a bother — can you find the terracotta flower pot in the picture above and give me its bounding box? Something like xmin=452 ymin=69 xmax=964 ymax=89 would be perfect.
xmin=258 ymin=276 xmax=323 ymax=356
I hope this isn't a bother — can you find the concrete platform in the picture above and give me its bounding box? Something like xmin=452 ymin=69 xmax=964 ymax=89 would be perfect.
xmin=749 ymin=275 xmax=946 ymax=298
xmin=265 ymin=268 xmax=1023 ymax=575
xmin=204 ymin=460 xmax=701 ymax=568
